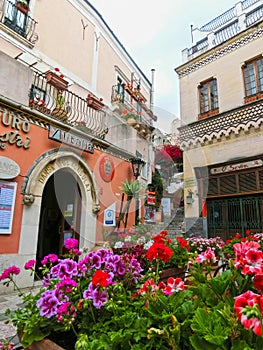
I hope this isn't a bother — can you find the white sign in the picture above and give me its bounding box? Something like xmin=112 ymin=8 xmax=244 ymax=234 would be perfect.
xmin=0 ymin=156 xmax=20 ymax=179
xmin=0 ymin=181 xmax=17 ymax=234
xmin=104 ymin=203 xmax=116 ymax=226
xmin=161 ymin=198 xmax=171 ymax=217
xmin=211 ymin=159 xmax=263 ymax=175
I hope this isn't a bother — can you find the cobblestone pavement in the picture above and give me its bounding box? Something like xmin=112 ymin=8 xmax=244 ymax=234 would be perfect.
xmin=0 ymin=291 xmax=21 ymax=347
xmin=0 ymin=286 xmax=40 ymax=348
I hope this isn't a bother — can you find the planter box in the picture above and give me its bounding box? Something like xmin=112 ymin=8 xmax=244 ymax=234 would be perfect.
xmin=86 ymin=97 xmax=104 ymax=111
xmin=46 ymin=71 xmax=68 ymax=91
xmin=25 ymin=338 xmax=64 ymax=350
xmin=159 ymin=266 xmax=187 ymax=282
xmin=51 ymin=107 xmax=68 ymax=121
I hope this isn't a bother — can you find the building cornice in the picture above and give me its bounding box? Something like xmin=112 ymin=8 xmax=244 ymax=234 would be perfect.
xmin=179 ymin=99 xmax=263 ymax=150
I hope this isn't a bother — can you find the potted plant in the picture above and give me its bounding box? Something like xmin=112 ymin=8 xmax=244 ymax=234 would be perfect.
xmin=16 ymin=1 xmax=30 ymax=15
xmin=51 ymin=93 xmax=68 ymax=121
xmin=122 ymin=108 xmax=138 ymax=126
xmin=3 ymin=233 xmax=263 ymax=349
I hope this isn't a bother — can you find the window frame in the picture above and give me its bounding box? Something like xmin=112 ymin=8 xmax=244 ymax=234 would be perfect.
xmin=198 ymin=77 xmax=219 ymax=116
xmin=243 ymin=56 xmax=263 ymax=98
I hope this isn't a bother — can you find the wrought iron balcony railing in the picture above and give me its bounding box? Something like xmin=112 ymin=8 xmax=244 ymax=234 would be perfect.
xmin=1 ymin=0 xmax=38 ymax=44
xmin=29 ymin=71 xmax=108 ymax=139
xmin=111 ymin=85 xmax=156 ymax=125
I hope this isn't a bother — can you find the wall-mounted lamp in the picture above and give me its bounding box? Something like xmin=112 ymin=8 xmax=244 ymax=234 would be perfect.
xmin=186 ymin=189 xmax=194 ymax=205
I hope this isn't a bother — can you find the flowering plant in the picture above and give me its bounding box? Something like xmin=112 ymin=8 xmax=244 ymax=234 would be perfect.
xmin=3 ymin=233 xmax=263 ymax=349
xmin=221 ymin=230 xmax=263 ymax=259
xmin=54 ymin=67 xmax=65 ymax=79
xmin=111 ymin=227 xmax=152 ymax=249
xmin=187 ymin=234 xmax=225 ymax=258
xmin=122 ymin=108 xmax=141 ymax=121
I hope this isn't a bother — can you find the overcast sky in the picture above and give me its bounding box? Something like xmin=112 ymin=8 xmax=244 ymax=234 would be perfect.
xmin=91 ymin=0 xmax=239 ymax=133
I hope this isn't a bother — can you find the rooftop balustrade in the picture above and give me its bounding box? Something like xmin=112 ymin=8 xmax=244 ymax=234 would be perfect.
xmin=184 ymin=0 xmax=263 ymax=61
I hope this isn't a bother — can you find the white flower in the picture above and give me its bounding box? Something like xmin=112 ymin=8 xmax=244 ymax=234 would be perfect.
xmin=144 ymin=239 xmax=154 ymax=250
xmin=124 ymin=235 xmax=132 ymax=242
xmin=114 ymin=241 xmax=124 ymax=249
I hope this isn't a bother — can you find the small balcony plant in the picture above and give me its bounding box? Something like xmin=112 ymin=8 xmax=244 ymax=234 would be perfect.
xmin=16 ymin=0 xmax=30 ymax=15
xmin=122 ymin=108 xmax=138 ymax=126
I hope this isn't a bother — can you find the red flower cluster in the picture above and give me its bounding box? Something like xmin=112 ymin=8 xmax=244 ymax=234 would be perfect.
xmin=54 ymin=67 xmax=65 ymax=79
xmin=234 ymin=290 xmax=263 ymax=336
xmin=146 ymin=231 xmax=173 ymax=263
xmin=92 ymin=270 xmax=110 ymax=287
xmin=177 ymin=236 xmax=190 ymax=251
xmin=234 ymin=240 xmax=263 ymax=275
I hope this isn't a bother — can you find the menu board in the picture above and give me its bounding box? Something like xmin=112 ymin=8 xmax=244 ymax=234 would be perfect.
xmin=0 ymin=181 xmax=17 ymax=234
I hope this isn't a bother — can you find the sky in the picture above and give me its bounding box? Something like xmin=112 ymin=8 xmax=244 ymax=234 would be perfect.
xmin=91 ymin=0 xmax=239 ymax=133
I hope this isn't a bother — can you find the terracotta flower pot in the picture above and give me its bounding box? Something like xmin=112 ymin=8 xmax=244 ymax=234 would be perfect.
xmin=16 ymin=1 xmax=30 ymax=14
xmin=86 ymin=97 xmax=104 ymax=111
xmin=25 ymin=338 xmax=65 ymax=350
xmin=46 ymin=71 xmax=68 ymax=91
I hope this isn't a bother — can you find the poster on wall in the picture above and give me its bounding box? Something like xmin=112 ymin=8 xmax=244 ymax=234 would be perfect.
xmin=0 ymin=181 xmax=17 ymax=234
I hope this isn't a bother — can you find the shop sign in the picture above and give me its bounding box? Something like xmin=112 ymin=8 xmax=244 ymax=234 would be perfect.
xmin=49 ymin=126 xmax=94 ymax=154
xmin=0 ymin=108 xmax=31 ymax=150
xmin=210 ymin=159 xmax=263 ymax=175
xmin=0 ymin=156 xmax=20 ymax=179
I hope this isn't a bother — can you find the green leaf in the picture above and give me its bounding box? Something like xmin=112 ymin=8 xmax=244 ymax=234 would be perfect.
xmin=190 ymin=334 xmax=223 ymax=350
xmin=208 ymin=271 xmax=231 ymax=296
xmin=231 ymin=339 xmax=254 ymax=350
xmin=191 ymin=308 xmax=230 ymax=346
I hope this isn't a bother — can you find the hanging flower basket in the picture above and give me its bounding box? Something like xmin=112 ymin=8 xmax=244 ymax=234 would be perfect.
xmin=86 ymin=95 xmax=104 ymax=111
xmin=16 ymin=1 xmax=30 ymax=14
xmin=46 ymin=71 xmax=68 ymax=91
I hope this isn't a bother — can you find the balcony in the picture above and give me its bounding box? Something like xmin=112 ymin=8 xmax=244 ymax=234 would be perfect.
xmin=111 ymin=85 xmax=156 ymax=138
xmin=179 ymin=98 xmax=263 ymax=149
xmin=29 ymin=71 xmax=108 ymax=139
xmin=1 ymin=0 xmax=38 ymax=44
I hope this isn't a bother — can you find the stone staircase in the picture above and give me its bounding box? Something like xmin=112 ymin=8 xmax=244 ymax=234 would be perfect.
xmin=148 ymin=208 xmax=185 ymax=241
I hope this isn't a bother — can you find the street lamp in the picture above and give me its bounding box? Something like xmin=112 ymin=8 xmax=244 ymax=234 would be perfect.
xmin=130 ymin=157 xmax=145 ymax=225
xmin=130 ymin=157 xmax=145 ymax=180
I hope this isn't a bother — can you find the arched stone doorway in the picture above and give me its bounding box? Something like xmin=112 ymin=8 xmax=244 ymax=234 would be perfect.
xmin=36 ymin=169 xmax=82 ymax=268
xmin=19 ymin=149 xmax=100 ymax=282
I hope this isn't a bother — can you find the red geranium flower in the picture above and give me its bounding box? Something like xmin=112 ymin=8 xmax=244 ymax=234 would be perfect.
xmin=146 ymin=242 xmax=173 ymax=263
xmin=92 ymin=270 xmax=109 ymax=287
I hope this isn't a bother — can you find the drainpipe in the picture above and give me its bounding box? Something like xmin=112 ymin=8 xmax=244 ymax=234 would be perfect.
xmin=150 ymin=68 xmax=155 ymax=111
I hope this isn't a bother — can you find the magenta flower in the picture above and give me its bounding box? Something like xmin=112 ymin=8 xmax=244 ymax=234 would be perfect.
xmin=50 ymin=259 xmax=78 ymax=279
xmin=64 ymin=238 xmax=79 ymax=250
xmin=0 ymin=265 xmax=20 ymax=281
xmin=36 ymin=290 xmax=61 ymax=318
xmin=41 ymin=254 xmax=58 ymax=265
xmin=24 ymin=259 xmax=36 ymax=270
xmin=83 ymin=283 xmax=108 ymax=309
